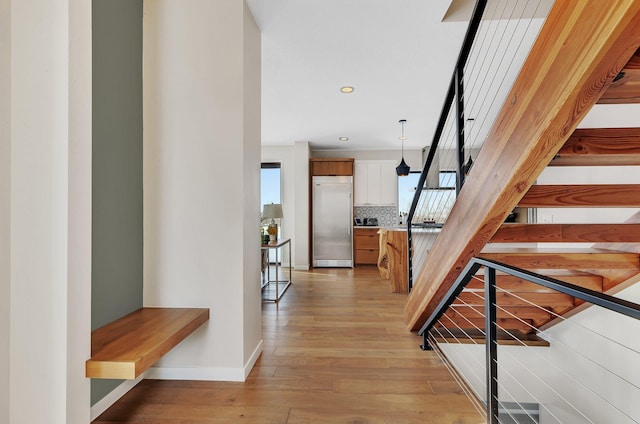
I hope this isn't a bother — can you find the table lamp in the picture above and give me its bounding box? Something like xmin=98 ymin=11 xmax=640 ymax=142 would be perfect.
xmin=263 ymin=203 xmax=283 ymax=242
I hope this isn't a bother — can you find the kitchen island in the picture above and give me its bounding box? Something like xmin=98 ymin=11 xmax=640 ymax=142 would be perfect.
xmin=378 ymin=226 xmax=442 ymax=293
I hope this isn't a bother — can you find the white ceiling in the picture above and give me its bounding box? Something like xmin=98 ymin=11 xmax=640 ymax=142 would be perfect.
xmin=246 ymin=0 xmax=471 ymax=151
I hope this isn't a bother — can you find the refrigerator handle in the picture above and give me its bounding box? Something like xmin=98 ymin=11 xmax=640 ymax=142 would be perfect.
xmin=348 ymin=193 xmax=352 ymax=235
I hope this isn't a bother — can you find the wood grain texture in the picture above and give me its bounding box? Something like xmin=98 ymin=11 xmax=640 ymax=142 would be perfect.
xmin=455 ymin=291 xmax=574 ymax=309
xmin=550 ymin=127 xmax=640 ymax=166
xmin=386 ymin=230 xmax=408 ymax=293
xmin=309 ymin=158 xmax=354 ymax=176
xmin=87 ymin=307 xmax=210 ymax=379
xmin=405 ymin=0 xmax=640 ymax=331
xmin=93 ymin=268 xmax=481 ymax=423
xmin=354 ymin=227 xmax=381 ymax=265
xmin=479 ymin=247 xmax=640 ymax=270
xmin=436 ymin=316 xmax=534 ymax=334
xmin=447 ymin=306 xmax=553 ymax=326
xmin=377 ymin=228 xmax=390 ymax=278
xmin=431 ymin=332 xmax=549 ymax=347
xmin=491 ymin=223 xmax=640 ymax=243
xmin=518 ymin=184 xmax=640 ymax=207
xmin=593 ymin=211 xmax=640 ymax=254
xmin=466 ymin=271 xmax=603 ymax=292
xmin=599 ymin=48 xmax=640 ymax=104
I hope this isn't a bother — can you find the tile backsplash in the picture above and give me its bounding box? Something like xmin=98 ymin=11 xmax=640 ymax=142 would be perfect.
xmin=354 ymin=205 xmax=398 ymax=227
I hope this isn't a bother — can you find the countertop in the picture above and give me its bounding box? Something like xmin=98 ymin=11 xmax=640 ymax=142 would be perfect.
xmin=354 ymin=225 xmax=442 ymax=234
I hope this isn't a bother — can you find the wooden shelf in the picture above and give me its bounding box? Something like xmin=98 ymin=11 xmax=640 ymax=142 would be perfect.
xmin=86 ymin=307 xmax=209 ymax=379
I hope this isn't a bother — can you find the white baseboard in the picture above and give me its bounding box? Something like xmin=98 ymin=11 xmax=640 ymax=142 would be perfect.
xmin=90 ymin=374 xmax=145 ymax=421
xmin=294 ymin=264 xmax=309 ymax=270
xmin=244 ymin=339 xmax=263 ymax=379
xmin=146 ymin=340 xmax=263 ymax=382
xmin=146 ymin=365 xmax=245 ymax=381
xmin=89 ymin=341 xmax=264 ymax=419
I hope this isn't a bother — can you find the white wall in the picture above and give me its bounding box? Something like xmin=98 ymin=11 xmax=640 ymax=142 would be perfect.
xmin=7 ymin=0 xmax=92 ymax=422
xmin=536 ymin=103 xmax=640 ymax=230
xmin=261 ymin=143 xmax=310 ymax=269
xmin=579 ymin=104 xmax=640 ymax=129
xmin=0 ymin=0 xmax=10 ymax=420
xmin=143 ymin=0 xmax=262 ymax=381
xmin=536 ymin=166 xmax=640 ymax=239
xmin=441 ymin=282 xmax=640 ymax=423
xmin=242 ymin=1 xmax=263 ymax=365
xmin=294 ymin=142 xmax=310 ymax=269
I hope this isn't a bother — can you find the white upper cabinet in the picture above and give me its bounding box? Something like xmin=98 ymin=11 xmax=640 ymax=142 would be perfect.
xmin=354 ymin=160 xmax=398 ymax=206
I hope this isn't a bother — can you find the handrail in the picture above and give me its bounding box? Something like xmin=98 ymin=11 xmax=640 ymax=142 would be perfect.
xmin=406 ymin=0 xmax=488 ymax=291
xmin=418 ymin=257 xmax=640 ymax=424
xmin=419 ymin=258 xmax=640 ymax=337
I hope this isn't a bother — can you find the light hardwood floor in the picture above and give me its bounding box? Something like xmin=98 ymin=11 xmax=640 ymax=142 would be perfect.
xmin=93 ymin=267 xmax=483 ymax=423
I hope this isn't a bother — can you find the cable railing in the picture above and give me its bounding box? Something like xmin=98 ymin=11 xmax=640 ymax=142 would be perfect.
xmin=419 ymin=257 xmax=640 ymax=424
xmin=407 ymin=0 xmax=553 ymax=291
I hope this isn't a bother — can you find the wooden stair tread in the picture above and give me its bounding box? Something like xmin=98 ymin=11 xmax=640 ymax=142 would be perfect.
xmin=454 ymin=291 xmax=574 ymax=309
xmin=479 ymin=247 xmax=640 ymax=270
xmin=86 ymin=307 xmax=210 ymax=379
xmin=518 ymin=184 xmax=640 ymax=207
xmin=405 ymin=1 xmax=640 ymax=332
xmin=436 ymin=317 xmax=534 ymax=334
xmin=431 ymin=330 xmax=549 ymax=347
xmin=447 ymin=305 xmax=552 ymax=323
xmin=550 ymin=128 xmax=640 ymax=166
xmin=467 ymin=271 xmax=603 ymax=292
xmin=404 ymin=0 xmax=640 ymax=331
xmin=598 ymin=48 xmax=640 ymax=104
xmin=491 ymin=223 xmax=640 ymax=243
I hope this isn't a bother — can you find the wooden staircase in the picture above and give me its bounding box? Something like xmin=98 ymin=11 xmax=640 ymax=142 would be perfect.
xmin=405 ymin=0 xmax=640 ymax=335
xmin=441 ymin=129 xmax=640 ymax=338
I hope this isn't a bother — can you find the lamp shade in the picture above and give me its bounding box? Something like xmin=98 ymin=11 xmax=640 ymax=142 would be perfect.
xmin=396 ymin=119 xmax=410 ymax=176
xmin=263 ymin=203 xmax=283 ymax=219
xmin=396 ymin=158 xmax=410 ymax=176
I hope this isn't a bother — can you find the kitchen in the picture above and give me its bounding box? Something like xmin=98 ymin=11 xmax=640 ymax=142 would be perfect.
xmin=262 ymin=143 xmax=473 ymax=272
xmin=309 ymin=153 xmax=455 ymax=291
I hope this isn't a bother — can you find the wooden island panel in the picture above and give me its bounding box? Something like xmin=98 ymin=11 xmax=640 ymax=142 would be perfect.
xmin=386 ymin=230 xmax=408 ymax=294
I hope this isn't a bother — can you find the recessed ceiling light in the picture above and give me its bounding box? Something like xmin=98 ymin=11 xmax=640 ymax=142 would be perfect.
xmin=339 ymin=137 xmax=349 ymax=141
xmin=340 ymin=86 xmax=354 ymax=94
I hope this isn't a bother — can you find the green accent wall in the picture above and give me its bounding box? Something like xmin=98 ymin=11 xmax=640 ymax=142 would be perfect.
xmin=91 ymin=0 xmax=143 ymax=406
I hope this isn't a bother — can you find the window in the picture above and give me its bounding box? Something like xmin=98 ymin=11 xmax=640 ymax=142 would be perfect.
xmin=261 ymin=162 xmax=281 ymax=212
xmin=398 ymin=171 xmax=422 ymax=216
xmin=398 ymin=170 xmax=457 ymax=224
xmin=439 ymin=170 xmax=456 ymax=188
xmin=261 ymin=162 xmax=282 ymax=260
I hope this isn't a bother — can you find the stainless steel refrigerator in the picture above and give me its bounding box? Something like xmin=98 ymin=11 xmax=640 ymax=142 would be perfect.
xmin=312 ymin=176 xmax=353 ymax=267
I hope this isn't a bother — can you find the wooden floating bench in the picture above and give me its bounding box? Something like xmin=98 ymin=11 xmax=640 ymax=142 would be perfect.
xmin=86 ymin=307 xmax=210 ymax=380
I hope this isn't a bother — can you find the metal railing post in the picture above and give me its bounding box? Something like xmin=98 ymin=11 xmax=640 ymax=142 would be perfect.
xmin=485 ymin=266 xmax=499 ymax=423
xmin=405 ymin=0 xmax=487 ymax=290
xmin=407 ymin=230 xmax=414 ymax=291
xmin=455 ymin=68 xmax=465 ymax=194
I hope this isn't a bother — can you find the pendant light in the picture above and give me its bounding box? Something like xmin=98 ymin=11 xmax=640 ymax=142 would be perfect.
xmin=396 ymin=119 xmax=410 ymax=176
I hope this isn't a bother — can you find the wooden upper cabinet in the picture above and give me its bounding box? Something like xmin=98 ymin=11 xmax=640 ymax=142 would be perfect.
xmin=310 ymin=158 xmax=354 ymax=176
